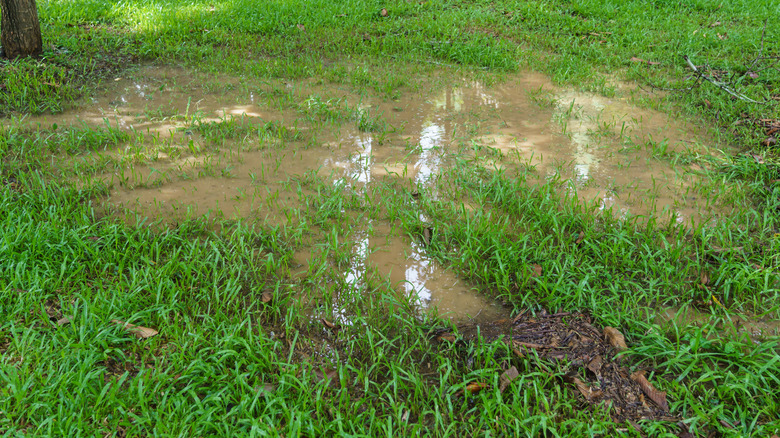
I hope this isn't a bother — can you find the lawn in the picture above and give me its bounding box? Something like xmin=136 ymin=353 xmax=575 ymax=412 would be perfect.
xmin=1 ymin=0 xmax=779 ymax=436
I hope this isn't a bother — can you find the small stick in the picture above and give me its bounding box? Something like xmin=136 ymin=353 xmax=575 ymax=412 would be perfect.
xmin=684 ymin=55 xmax=763 ymax=104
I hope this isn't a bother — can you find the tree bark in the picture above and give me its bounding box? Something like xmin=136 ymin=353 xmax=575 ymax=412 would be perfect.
xmin=1 ymin=0 xmax=42 ymax=59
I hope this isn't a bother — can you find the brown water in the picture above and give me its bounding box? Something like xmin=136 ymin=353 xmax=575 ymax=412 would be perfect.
xmin=8 ymin=65 xmax=727 ymax=321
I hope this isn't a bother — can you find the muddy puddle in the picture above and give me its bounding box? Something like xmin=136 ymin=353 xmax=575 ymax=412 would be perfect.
xmin=5 ymin=64 xmax=728 ymax=321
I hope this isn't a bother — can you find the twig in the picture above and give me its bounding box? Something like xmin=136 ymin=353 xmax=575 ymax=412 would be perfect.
xmin=684 ymin=55 xmax=764 ymax=104
xmin=749 ymin=19 xmax=769 ymax=70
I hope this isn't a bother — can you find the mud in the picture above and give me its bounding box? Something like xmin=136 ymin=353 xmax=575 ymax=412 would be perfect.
xmin=5 ymin=64 xmax=728 ymax=321
xmin=656 ymin=306 xmax=780 ymax=341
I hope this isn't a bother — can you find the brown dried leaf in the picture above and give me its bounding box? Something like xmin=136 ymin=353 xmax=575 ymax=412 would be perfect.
xmin=511 ymin=310 xmax=527 ymax=325
xmin=380 ymin=8 xmax=388 ymax=17
xmin=111 ymin=319 xmax=158 ymax=339
xmin=630 ymin=370 xmax=669 ymax=412
xmin=572 ymin=377 xmax=603 ymax=402
xmin=437 ymin=334 xmax=456 ymax=342
xmin=314 ymin=367 xmax=339 ymax=384
xmin=709 ymin=21 xmax=721 ymax=27
xmin=296 ymin=23 xmax=305 ymax=31
xmin=630 ymin=57 xmax=646 ymax=63
xmin=321 ymin=318 xmax=337 ymax=329
xmin=512 ymin=340 xmax=546 ymax=350
xmin=603 ymin=326 xmax=627 ymax=352
xmin=499 ymin=366 xmax=519 ymax=393
xmin=586 ymin=355 xmax=603 ymax=375
xmin=422 ymin=227 xmax=433 ymax=246
xmin=261 ymin=291 xmax=273 ymax=303
xmin=465 ymin=382 xmax=488 ymax=394
xmin=676 ymin=421 xmax=695 ymax=438
xmin=700 ymin=270 xmax=710 ymax=286
xmin=530 ymin=264 xmax=542 ymax=277
xmin=719 ymin=419 xmax=735 ymax=429
xmin=255 ymin=383 xmax=276 ymax=394
xmin=56 ymin=317 xmax=71 ymax=326
xmin=575 ymin=231 xmax=585 ymax=244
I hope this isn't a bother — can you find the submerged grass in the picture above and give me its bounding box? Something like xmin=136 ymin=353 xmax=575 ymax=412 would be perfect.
xmin=1 ymin=0 xmax=779 ymax=436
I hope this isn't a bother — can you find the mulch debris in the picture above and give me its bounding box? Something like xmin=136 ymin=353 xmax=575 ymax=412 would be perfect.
xmin=441 ymin=309 xmax=681 ymax=428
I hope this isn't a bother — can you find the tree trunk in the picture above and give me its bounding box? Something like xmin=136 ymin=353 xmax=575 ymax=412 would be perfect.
xmin=0 ymin=0 xmax=42 ymax=59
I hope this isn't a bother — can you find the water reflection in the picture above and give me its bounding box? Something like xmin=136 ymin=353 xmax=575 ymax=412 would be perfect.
xmin=341 ymin=222 xmax=507 ymax=321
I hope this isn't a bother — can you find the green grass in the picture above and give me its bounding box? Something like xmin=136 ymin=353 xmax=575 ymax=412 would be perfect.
xmin=1 ymin=0 xmax=779 ymax=436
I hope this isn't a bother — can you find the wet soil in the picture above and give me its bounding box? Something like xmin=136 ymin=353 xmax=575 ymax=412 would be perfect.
xmin=5 ymin=64 xmax=731 ymax=322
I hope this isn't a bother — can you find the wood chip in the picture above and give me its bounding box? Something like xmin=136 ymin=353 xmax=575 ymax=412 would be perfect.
xmin=630 ymin=370 xmax=669 ymax=412
xmin=111 ymin=319 xmax=158 ymax=339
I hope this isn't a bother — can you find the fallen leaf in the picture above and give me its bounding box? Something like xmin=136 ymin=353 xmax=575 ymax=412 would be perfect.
xmin=709 ymin=21 xmax=721 ymax=27
xmin=603 ymin=326 xmax=627 ymax=352
xmin=630 ymin=370 xmax=669 ymax=412
xmin=586 ymin=355 xmax=603 ymax=375
xmin=296 ymin=23 xmax=305 ymax=31
xmin=530 ymin=264 xmax=542 ymax=277
xmin=56 ymin=317 xmax=71 ymax=326
xmin=676 ymin=421 xmax=695 ymax=438
xmin=321 ymin=318 xmax=337 ymax=329
xmin=111 ymin=319 xmax=158 ymax=339
xmin=465 ymin=382 xmax=488 ymax=394
xmin=380 ymin=8 xmax=388 ymax=17
xmin=700 ymin=270 xmax=710 ymax=286
xmin=255 ymin=383 xmax=276 ymax=394
xmin=422 ymin=227 xmax=433 ymax=246
xmin=499 ymin=366 xmax=519 ymax=392
xmin=261 ymin=291 xmax=272 ymax=303
xmin=512 ymin=340 xmax=546 ymax=349
xmin=751 ymin=154 xmax=764 ymax=164
xmin=575 ymin=231 xmax=585 ymax=245
xmin=314 ymin=367 xmax=339 ymax=384
xmin=437 ymin=334 xmax=457 ymax=342
xmin=719 ymin=419 xmax=735 ymax=429
xmin=336 ymin=13 xmax=346 ymax=17
xmin=511 ymin=310 xmax=527 ymax=324
xmin=572 ymin=376 xmax=602 ymax=401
